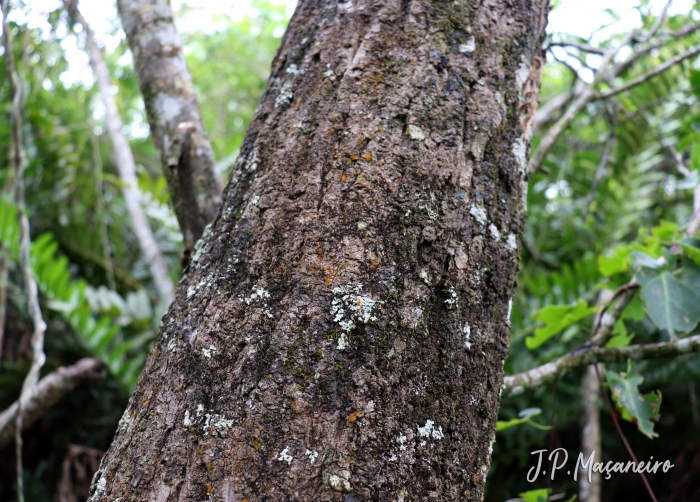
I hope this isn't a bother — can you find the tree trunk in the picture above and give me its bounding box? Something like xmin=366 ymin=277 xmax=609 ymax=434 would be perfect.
xmin=117 ymin=0 xmax=224 ymax=257
xmin=90 ymin=0 xmax=547 ymax=500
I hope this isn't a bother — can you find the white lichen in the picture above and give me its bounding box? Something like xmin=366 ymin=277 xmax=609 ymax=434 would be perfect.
xmin=444 ymin=287 xmax=458 ymax=307
xmin=507 ymin=298 xmax=513 ymax=323
xmin=417 ymin=419 xmax=444 ymax=440
xmin=278 ymin=446 xmax=293 ymax=465
xmin=407 ymin=124 xmax=426 ymax=141
xmin=240 ymin=285 xmax=271 ymax=305
xmin=470 ymin=205 xmax=487 ymax=226
xmin=251 ymin=194 xmax=260 ymax=205
xmin=275 ymin=83 xmax=294 ymax=108
xmin=183 ymin=410 xmax=192 ymax=427
xmin=459 ymin=37 xmax=476 ymax=53
xmin=330 ymin=283 xmax=380 ymax=333
xmin=95 ymin=475 xmax=106 ymax=493
xmin=489 ymin=223 xmax=501 ymax=241
xmin=286 ymin=64 xmax=299 ymax=74
xmin=329 ymin=471 xmax=351 ymax=492
xmin=464 ymin=323 xmax=471 ymax=350
xmin=305 ymin=449 xmax=319 ymax=464
xmin=197 ymin=404 xmax=204 ymax=416
xmin=202 ymin=345 xmax=217 ymax=358
xmin=337 ymin=332 xmax=348 ymax=350
xmin=507 ymin=233 xmax=518 ymax=250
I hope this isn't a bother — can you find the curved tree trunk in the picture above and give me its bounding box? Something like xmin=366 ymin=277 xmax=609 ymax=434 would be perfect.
xmin=90 ymin=0 xmax=547 ymax=499
xmin=117 ymin=0 xmax=224 ymax=257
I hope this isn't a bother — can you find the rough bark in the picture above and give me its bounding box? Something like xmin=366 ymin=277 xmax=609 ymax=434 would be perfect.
xmin=91 ymin=0 xmax=547 ymax=500
xmin=117 ymin=0 xmax=224 ymax=257
xmin=0 ymin=358 xmax=105 ymax=449
xmin=66 ymin=0 xmax=176 ymax=305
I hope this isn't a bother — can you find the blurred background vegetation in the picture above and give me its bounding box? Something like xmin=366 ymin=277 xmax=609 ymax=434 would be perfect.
xmin=1 ymin=0 xmax=700 ymax=500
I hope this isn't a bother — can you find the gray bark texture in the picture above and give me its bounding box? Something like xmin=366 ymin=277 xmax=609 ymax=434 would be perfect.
xmin=117 ymin=0 xmax=224 ymax=256
xmin=91 ymin=0 xmax=547 ymax=500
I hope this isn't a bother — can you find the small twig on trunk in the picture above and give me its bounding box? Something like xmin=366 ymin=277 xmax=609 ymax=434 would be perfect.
xmin=2 ymin=2 xmax=48 ymax=500
xmin=64 ymin=0 xmax=175 ymax=305
xmin=0 ymin=358 xmax=105 ymax=448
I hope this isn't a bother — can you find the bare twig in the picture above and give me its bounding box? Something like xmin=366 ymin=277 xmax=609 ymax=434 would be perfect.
xmin=0 ymin=358 xmax=105 ymax=448
xmin=533 ymin=15 xmax=700 ymax=148
xmin=549 ymin=40 xmax=606 ymax=55
xmin=615 ymin=21 xmax=700 ymax=76
xmin=65 ymin=0 xmax=175 ymax=305
xmin=503 ymin=330 xmax=700 ymax=397
xmin=529 ymin=31 xmax=635 ymax=173
xmin=2 ymin=2 xmax=48 ymax=499
xmin=599 ymin=43 xmax=700 ymax=100
xmin=636 ymin=0 xmax=672 ymax=43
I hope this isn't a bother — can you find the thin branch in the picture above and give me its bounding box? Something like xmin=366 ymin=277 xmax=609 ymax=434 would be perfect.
xmin=615 ymin=21 xmax=700 ymax=77
xmin=599 ymin=43 xmax=700 ymax=100
xmin=636 ymin=0 xmax=672 ymax=44
xmin=549 ymin=40 xmax=606 ymax=55
xmin=529 ymin=31 xmax=635 ymax=173
xmin=65 ymin=0 xmax=175 ymax=305
xmin=0 ymin=358 xmax=105 ymax=449
xmin=503 ymin=330 xmax=700 ymax=397
xmin=2 ymin=2 xmax=48 ymax=500
xmin=533 ymin=18 xmax=700 ymax=146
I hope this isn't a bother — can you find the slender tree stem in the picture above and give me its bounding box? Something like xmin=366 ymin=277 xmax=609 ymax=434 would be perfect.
xmin=2 ymin=2 xmax=48 ymax=499
xmin=65 ymin=0 xmax=175 ymax=305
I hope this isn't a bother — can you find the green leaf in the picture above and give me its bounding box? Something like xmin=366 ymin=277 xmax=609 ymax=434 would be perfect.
xmin=527 ymin=300 xmax=598 ymax=349
xmin=605 ymin=363 xmax=662 ymax=439
xmin=519 ymin=488 xmax=550 ymax=502
xmin=635 ymin=265 xmax=700 ymax=339
xmin=651 ymin=220 xmax=678 ymax=240
xmin=606 ymin=320 xmax=634 ymax=348
xmin=598 ymin=245 xmax=631 ymax=276
xmin=680 ymin=238 xmax=700 ymax=267
xmin=496 ymin=408 xmax=551 ymax=432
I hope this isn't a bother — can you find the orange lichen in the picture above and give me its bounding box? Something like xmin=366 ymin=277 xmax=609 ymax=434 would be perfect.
xmin=341 ymin=174 xmax=347 ymax=182
xmin=364 ymin=152 xmax=372 ymax=161
xmin=348 ymin=410 xmax=360 ymax=424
